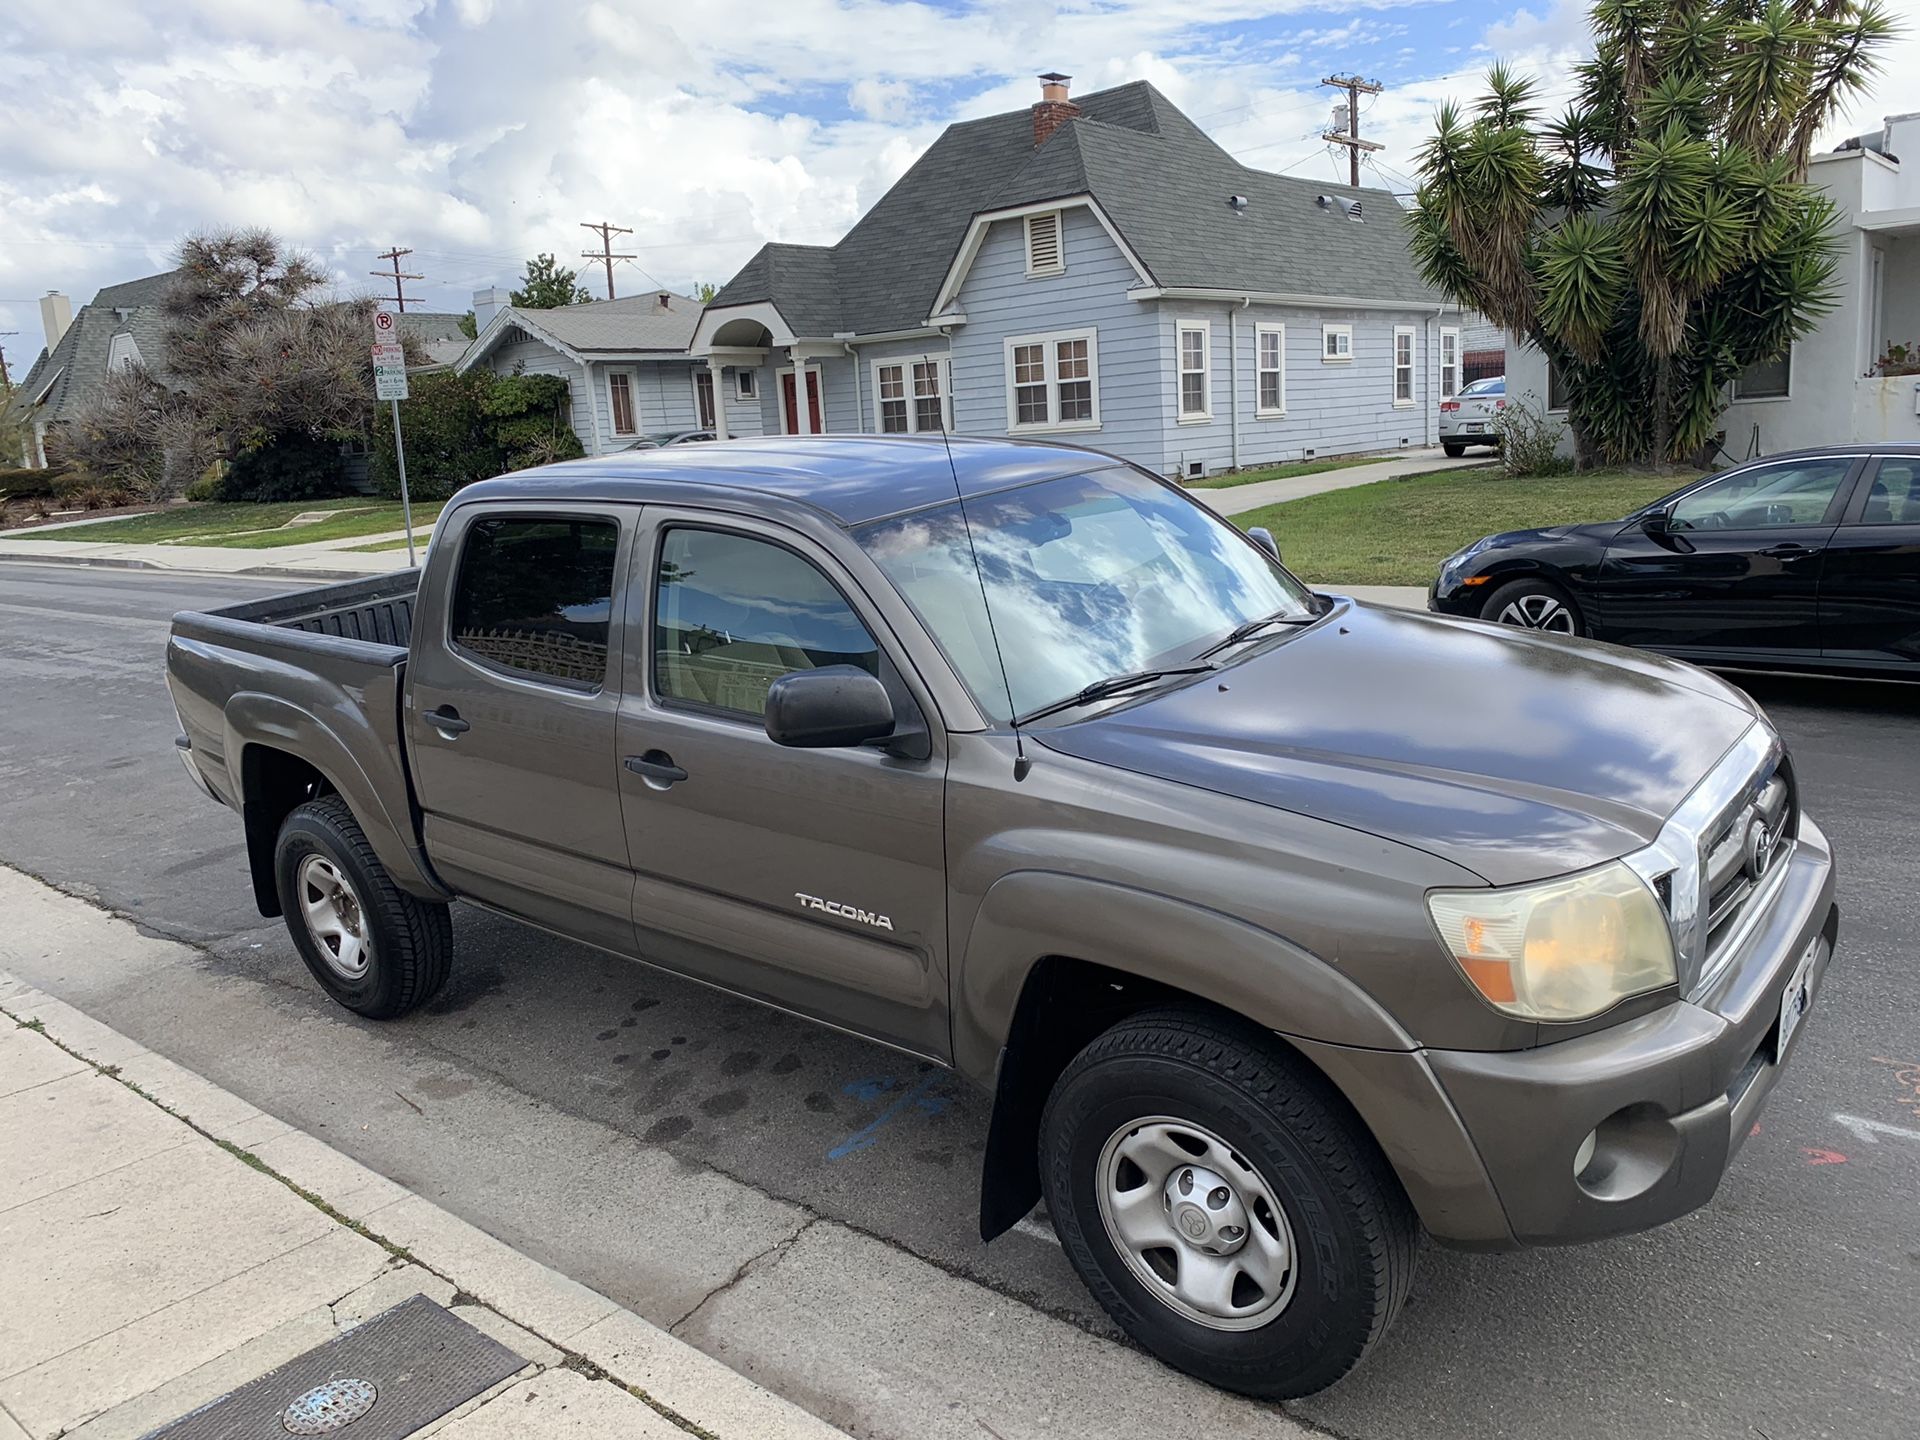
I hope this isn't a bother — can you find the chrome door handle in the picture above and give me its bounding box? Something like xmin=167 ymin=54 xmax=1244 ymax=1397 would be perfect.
xmin=426 ymin=706 xmax=470 ymax=737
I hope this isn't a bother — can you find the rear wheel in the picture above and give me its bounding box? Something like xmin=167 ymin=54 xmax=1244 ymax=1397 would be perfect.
xmin=1442 ymin=442 xmax=1466 ymax=458
xmin=1481 ymin=577 xmax=1584 ymax=637
xmin=1040 ymin=1009 xmax=1416 ymax=1399
xmin=274 ymin=796 xmax=452 ymax=1019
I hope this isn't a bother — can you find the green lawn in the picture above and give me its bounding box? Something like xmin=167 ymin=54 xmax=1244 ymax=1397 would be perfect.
xmin=20 ymin=499 xmax=443 ymax=548
xmin=348 ymin=532 xmax=436 ymax=553
xmin=1188 ymin=454 xmax=1407 ymax=491
xmin=1233 ymin=467 xmax=1691 ymax=586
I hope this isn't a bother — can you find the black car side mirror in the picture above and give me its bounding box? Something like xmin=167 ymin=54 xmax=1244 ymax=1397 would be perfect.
xmin=1248 ymin=526 xmax=1282 ymax=561
xmin=764 ymin=666 xmax=897 ymax=749
xmin=1640 ymin=508 xmax=1671 ymax=535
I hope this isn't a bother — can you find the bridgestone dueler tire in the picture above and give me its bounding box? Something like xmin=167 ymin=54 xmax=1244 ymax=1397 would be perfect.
xmin=1040 ymin=1008 xmax=1417 ymax=1399
xmin=274 ymin=795 xmax=453 ymax=1019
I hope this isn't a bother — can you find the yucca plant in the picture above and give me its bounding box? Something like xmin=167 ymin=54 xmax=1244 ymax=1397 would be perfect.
xmin=1409 ymin=0 xmax=1898 ymax=467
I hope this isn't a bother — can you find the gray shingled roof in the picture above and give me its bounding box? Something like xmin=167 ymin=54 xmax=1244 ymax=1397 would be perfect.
xmin=709 ymin=80 xmax=1438 ymax=338
xmin=8 ymin=271 xmax=176 ymax=427
xmin=504 ymin=291 xmax=702 ymax=355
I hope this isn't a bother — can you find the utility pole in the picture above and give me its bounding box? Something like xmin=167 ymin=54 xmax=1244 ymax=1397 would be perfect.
xmin=370 ymin=247 xmax=424 ymax=313
xmin=0 ymin=333 xmax=16 ymax=393
xmin=1320 ymin=74 xmax=1385 ymax=188
xmin=579 ymin=221 xmax=635 ymax=300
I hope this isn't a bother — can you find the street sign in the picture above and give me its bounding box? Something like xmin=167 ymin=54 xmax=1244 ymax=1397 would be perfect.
xmin=375 ymin=369 xmax=409 ymax=401
xmin=372 ymin=309 xmax=398 ymax=340
xmin=370 ymin=342 xmax=404 ymax=367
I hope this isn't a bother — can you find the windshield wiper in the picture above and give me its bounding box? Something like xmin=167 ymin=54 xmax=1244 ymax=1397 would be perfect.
xmin=1194 ymin=610 xmax=1316 ymax=661
xmin=1014 ymin=665 xmax=1217 ymax=727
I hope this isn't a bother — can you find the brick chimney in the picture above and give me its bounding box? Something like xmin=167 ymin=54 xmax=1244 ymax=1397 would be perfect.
xmin=1033 ymin=72 xmax=1079 ymax=147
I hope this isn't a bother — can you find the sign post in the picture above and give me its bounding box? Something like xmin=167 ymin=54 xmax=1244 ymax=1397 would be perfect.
xmin=370 ymin=310 xmax=417 ymax=567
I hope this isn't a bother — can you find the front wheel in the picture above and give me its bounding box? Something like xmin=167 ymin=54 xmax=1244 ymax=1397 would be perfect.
xmin=1040 ymin=1010 xmax=1416 ymax=1399
xmin=274 ymin=795 xmax=452 ymax=1019
xmin=1480 ymin=577 xmax=1585 ymax=637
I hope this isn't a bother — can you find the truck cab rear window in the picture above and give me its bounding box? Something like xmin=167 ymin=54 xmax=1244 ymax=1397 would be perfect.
xmin=449 ymin=516 xmax=618 ymax=688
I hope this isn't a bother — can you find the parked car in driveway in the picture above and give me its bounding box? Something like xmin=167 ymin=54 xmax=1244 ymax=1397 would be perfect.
xmin=1439 ymin=375 xmax=1504 ymax=456
xmin=1430 ymin=445 xmax=1920 ymax=679
xmin=166 ymin=435 xmax=1837 ymax=1399
xmin=623 ymin=429 xmax=714 ymax=449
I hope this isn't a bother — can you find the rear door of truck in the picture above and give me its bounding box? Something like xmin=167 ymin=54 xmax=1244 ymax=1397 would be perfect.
xmin=403 ymin=502 xmax=638 ymax=951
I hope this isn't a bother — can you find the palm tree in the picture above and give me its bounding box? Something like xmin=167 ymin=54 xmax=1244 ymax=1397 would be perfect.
xmin=1409 ymin=0 xmax=1898 ymax=468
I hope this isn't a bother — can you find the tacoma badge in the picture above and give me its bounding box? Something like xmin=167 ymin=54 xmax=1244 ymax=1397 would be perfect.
xmin=794 ymin=891 xmax=894 ymax=932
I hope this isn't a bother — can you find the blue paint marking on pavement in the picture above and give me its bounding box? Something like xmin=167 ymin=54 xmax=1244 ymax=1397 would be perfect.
xmin=843 ymin=1075 xmax=897 ymax=1105
xmin=828 ymin=1071 xmax=947 ymax=1160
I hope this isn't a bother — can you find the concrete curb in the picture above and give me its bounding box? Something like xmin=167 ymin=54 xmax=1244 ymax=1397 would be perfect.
xmin=0 ymin=973 xmax=848 ymax=1440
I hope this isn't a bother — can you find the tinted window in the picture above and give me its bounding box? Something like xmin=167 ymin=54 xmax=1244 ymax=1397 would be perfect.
xmin=654 ymin=528 xmax=879 ymax=718
xmin=450 ymin=516 xmax=618 ymax=688
xmin=1857 ymin=459 xmax=1920 ymax=525
xmin=1668 ymin=460 xmax=1851 ymax=532
xmin=1460 ymin=377 xmax=1504 ymax=397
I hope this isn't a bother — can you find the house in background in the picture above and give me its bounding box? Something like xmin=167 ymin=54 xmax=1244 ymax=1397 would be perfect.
xmin=8 ymin=274 xmax=174 ymax=468
xmin=692 ymin=74 xmax=1466 ymax=479
xmin=394 ymin=311 xmax=473 ymax=371
xmin=1508 ymin=108 xmax=1920 ymax=455
xmin=456 ymin=289 xmax=706 ymax=453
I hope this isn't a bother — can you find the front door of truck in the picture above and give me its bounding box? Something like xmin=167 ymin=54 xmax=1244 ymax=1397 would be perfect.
xmin=613 ymin=509 xmax=950 ymax=1060
xmin=406 ymin=503 xmax=637 ymax=951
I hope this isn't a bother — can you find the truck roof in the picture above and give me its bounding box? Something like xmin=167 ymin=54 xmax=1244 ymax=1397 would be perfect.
xmin=452 ymin=434 xmax=1121 ymax=528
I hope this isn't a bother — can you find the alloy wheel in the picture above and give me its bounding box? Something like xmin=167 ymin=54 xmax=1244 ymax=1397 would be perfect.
xmin=1496 ymin=592 xmax=1576 ymax=633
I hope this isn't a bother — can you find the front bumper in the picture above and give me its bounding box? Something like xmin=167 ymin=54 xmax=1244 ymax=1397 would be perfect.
xmin=1303 ymin=814 xmax=1838 ymax=1250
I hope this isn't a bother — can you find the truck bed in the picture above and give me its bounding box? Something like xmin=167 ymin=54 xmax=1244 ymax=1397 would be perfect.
xmin=196 ymin=571 xmax=420 ymax=649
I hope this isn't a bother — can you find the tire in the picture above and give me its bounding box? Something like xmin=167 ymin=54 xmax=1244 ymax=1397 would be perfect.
xmin=1442 ymin=442 xmax=1466 ymax=458
xmin=274 ymin=795 xmax=452 ymax=1019
xmin=1040 ymin=1008 xmax=1417 ymax=1399
xmin=1480 ymin=577 xmax=1585 ymax=637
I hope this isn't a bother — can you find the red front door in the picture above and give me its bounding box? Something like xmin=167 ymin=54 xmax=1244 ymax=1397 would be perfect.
xmin=781 ymin=371 xmax=823 ymax=434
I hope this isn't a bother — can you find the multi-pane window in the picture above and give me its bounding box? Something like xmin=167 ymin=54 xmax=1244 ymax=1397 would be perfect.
xmin=875 ymin=360 xmax=947 ymax=433
xmin=1177 ymin=323 xmax=1210 ymax=419
xmin=1006 ymin=330 xmax=1098 ymax=429
xmin=654 ymin=528 xmax=880 ymax=719
xmin=1393 ymin=326 xmax=1416 ymax=405
xmin=1440 ymin=328 xmax=1460 ymax=398
xmin=608 ymin=372 xmax=636 ymax=435
xmin=450 ymin=516 xmax=619 ymax=690
xmin=735 ymin=369 xmax=757 ymax=399
xmin=1256 ymin=324 xmax=1285 ymax=415
xmin=1322 ymin=324 xmax=1352 ymax=361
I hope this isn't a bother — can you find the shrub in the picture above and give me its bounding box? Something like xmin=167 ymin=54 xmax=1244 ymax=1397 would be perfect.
xmin=0 ymin=464 xmax=70 ymax=500
xmin=371 ymin=369 xmax=581 ymax=502
xmin=218 ymin=433 xmax=352 ymax=502
xmin=1491 ymin=395 xmax=1572 ymax=477
xmin=50 ymin=470 xmax=144 ymax=509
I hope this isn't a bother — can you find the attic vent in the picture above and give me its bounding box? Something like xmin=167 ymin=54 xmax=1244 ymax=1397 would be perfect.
xmin=1347 ymin=200 xmax=1364 ymax=222
xmin=1316 ymin=194 xmax=1333 ymax=208
xmin=1227 ymin=195 xmax=1249 ymax=211
xmin=1025 ymin=211 xmax=1063 ymax=275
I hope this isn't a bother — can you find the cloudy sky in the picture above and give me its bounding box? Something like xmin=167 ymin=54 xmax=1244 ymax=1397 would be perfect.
xmin=3 ymin=0 xmax=1915 ymax=369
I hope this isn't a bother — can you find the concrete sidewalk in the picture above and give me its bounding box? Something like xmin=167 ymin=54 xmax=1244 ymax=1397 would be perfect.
xmin=1194 ymin=448 xmax=1492 ymax=517
xmin=0 ymin=532 xmax=412 ymax=583
xmin=0 ymin=977 xmax=847 ymax=1440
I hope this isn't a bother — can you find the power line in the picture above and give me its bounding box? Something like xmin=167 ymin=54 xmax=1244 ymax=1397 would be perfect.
xmin=370 ymin=246 xmax=424 ymax=312
xmin=579 ymin=221 xmax=635 ymax=300
xmin=1320 ymin=73 xmax=1385 ymax=188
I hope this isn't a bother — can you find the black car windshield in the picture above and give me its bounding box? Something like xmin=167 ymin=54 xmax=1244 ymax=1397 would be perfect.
xmin=854 ymin=465 xmax=1314 ymax=723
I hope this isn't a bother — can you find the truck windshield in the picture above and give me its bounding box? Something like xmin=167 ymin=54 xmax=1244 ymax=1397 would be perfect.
xmin=855 ymin=465 xmax=1314 ymax=723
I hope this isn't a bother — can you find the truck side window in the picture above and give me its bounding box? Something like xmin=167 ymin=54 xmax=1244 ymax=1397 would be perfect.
xmin=654 ymin=527 xmax=879 ymax=718
xmin=450 ymin=515 xmax=619 ymax=689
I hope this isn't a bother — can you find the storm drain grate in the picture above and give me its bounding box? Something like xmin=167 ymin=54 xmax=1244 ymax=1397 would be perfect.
xmin=142 ymin=1293 xmax=526 ymax=1440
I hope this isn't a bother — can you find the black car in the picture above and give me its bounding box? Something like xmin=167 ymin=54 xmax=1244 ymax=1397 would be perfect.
xmin=1429 ymin=445 xmax=1920 ymax=678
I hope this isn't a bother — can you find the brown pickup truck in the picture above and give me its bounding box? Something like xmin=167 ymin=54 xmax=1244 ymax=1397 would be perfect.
xmin=168 ymin=435 xmax=1837 ymax=1397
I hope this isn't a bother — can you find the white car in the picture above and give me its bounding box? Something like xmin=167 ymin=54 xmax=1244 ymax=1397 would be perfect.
xmin=1439 ymin=376 xmax=1504 ymax=456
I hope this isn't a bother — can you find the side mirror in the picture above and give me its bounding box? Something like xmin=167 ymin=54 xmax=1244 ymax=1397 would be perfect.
xmin=1248 ymin=526 xmax=1281 ymax=561
xmin=764 ymin=666 xmax=896 ymax=749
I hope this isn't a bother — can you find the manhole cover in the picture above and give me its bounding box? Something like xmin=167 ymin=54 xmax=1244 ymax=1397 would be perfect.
xmin=282 ymin=1378 xmax=378 ymax=1434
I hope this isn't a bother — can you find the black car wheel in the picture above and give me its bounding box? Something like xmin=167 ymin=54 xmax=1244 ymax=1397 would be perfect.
xmin=1442 ymin=442 xmax=1466 ymax=458
xmin=1040 ymin=1008 xmax=1417 ymax=1399
xmin=1481 ymin=577 xmax=1584 ymax=636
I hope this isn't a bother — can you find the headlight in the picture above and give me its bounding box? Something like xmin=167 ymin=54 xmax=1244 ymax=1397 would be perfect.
xmin=1426 ymin=860 xmax=1676 ymax=1021
xmin=1438 ymin=539 xmax=1487 ymax=585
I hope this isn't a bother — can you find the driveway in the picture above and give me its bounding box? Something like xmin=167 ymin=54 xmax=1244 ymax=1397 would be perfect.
xmin=1194 ymin=447 xmax=1493 ymax=517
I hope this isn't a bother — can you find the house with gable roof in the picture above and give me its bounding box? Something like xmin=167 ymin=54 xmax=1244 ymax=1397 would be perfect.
xmin=691 ymin=74 xmax=1468 ymax=478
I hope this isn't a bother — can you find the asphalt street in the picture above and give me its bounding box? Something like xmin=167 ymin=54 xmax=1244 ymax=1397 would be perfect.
xmin=2 ymin=558 xmax=1916 ymax=1438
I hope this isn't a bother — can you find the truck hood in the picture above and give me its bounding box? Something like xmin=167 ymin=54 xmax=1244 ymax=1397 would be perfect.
xmin=1033 ymin=600 xmax=1759 ymax=886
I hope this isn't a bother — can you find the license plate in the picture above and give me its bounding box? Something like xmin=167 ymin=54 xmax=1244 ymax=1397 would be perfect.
xmin=1463 ymin=422 xmax=1485 ymax=433
xmin=1776 ymin=936 xmax=1823 ymax=1062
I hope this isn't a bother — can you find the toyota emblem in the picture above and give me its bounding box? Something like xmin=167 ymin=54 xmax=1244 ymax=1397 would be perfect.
xmin=1744 ymin=816 xmax=1776 ymax=882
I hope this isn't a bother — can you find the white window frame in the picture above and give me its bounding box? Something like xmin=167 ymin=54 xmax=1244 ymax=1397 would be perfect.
xmin=606 ymin=367 xmax=639 ymax=436
xmin=1176 ymin=319 xmax=1212 ymax=422
xmin=1322 ymin=323 xmax=1353 ymax=363
xmin=871 ymin=356 xmax=952 ymax=433
xmin=1255 ymin=322 xmax=1286 ymax=418
xmin=1393 ymin=325 xmax=1416 ymax=408
xmin=1731 ymin=348 xmax=1793 ymax=403
xmin=105 ymin=331 xmax=144 ymax=374
xmin=1003 ymin=326 xmax=1100 ymax=433
xmin=1024 ymin=210 xmax=1065 ymax=277
xmin=734 ymin=369 xmax=757 ymax=400
xmin=691 ymin=368 xmax=717 ymax=430
xmin=1439 ymin=327 xmax=1460 ymax=399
